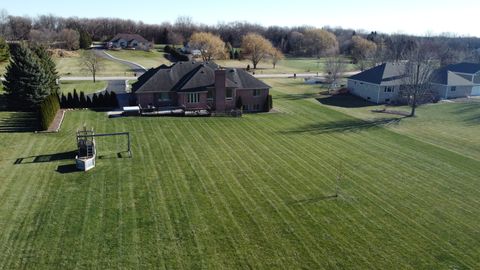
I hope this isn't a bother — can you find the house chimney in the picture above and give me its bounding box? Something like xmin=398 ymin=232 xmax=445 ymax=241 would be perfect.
xmin=215 ymin=69 xmax=226 ymax=113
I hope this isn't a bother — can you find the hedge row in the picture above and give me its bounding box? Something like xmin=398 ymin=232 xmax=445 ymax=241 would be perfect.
xmin=266 ymin=94 xmax=273 ymax=112
xmin=60 ymin=89 xmax=118 ymax=109
xmin=39 ymin=94 xmax=60 ymax=130
xmin=164 ymin=45 xmax=189 ymax=61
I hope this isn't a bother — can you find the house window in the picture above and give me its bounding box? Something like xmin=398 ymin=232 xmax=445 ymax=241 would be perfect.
xmin=253 ymin=104 xmax=261 ymax=111
xmin=158 ymin=92 xmax=170 ymax=101
xmin=450 ymin=86 xmax=457 ymax=92
xmin=187 ymin=93 xmax=200 ymax=103
xmin=226 ymin=88 xmax=233 ymax=100
xmin=384 ymin=87 xmax=393 ymax=92
xmin=253 ymin=89 xmax=260 ymax=97
xmin=385 ymin=99 xmax=391 ymax=102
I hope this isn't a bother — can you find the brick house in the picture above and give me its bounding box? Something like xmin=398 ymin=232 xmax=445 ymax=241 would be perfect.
xmin=132 ymin=62 xmax=271 ymax=113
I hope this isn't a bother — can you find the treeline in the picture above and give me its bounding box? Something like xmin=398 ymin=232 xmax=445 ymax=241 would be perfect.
xmin=1 ymin=10 xmax=480 ymax=65
xmin=59 ymin=90 xmax=118 ymax=109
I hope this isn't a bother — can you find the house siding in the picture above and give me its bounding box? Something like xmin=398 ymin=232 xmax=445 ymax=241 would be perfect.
xmin=347 ymin=79 xmax=380 ymax=103
xmin=236 ymin=88 xmax=269 ymax=111
xmin=431 ymin=84 xmax=473 ymax=99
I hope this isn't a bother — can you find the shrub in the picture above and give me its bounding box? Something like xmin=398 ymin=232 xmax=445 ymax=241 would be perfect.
xmin=79 ymin=91 xmax=86 ymax=107
xmin=39 ymin=94 xmax=60 ymax=130
xmin=265 ymin=94 xmax=273 ymax=112
xmin=72 ymin=89 xmax=79 ymax=108
xmin=164 ymin=45 xmax=189 ymax=61
xmin=110 ymin=92 xmax=118 ymax=107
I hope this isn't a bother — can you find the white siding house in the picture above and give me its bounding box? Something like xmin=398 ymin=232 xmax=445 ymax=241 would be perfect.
xmin=347 ymin=62 xmax=405 ymax=104
xmin=430 ymin=63 xmax=480 ymax=99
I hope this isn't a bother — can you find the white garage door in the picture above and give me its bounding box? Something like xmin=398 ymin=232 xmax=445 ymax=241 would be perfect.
xmin=472 ymin=86 xmax=480 ymax=96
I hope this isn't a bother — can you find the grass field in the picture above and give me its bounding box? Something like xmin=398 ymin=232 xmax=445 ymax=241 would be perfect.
xmin=0 ymin=79 xmax=479 ymax=269
xmin=107 ymin=50 xmax=172 ymax=69
xmin=215 ymin=57 xmax=358 ymax=74
xmin=54 ymin=50 xmax=132 ymax=77
xmin=59 ymin=81 xmax=108 ymax=95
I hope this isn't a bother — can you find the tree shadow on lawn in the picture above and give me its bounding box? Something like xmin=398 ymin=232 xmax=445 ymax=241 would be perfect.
xmin=0 ymin=111 xmax=40 ymax=133
xmin=316 ymin=94 xmax=377 ymax=108
xmin=14 ymin=150 xmax=77 ymax=165
xmin=453 ymin=103 xmax=480 ymax=125
xmin=277 ymin=92 xmax=319 ymax=101
xmin=281 ymin=117 xmax=404 ymax=135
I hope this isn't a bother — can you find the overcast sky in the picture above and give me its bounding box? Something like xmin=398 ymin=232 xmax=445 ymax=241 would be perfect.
xmin=3 ymin=0 xmax=479 ymax=37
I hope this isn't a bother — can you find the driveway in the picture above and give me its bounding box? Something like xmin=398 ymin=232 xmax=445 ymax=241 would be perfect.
xmin=88 ymin=80 xmax=131 ymax=108
xmin=93 ymin=49 xmax=147 ymax=75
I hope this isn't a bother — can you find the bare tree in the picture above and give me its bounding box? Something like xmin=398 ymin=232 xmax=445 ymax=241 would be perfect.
xmin=58 ymin=29 xmax=80 ymax=50
xmin=189 ymin=32 xmax=226 ymax=61
xmin=271 ymin=48 xmax=284 ymax=69
xmin=241 ymin=33 xmax=274 ymax=69
xmin=324 ymin=55 xmax=347 ymax=91
xmin=304 ymin=28 xmax=338 ymax=58
xmin=81 ymin=51 xmax=103 ymax=83
xmin=399 ymin=41 xmax=439 ymax=117
xmin=351 ymin=35 xmax=377 ymax=71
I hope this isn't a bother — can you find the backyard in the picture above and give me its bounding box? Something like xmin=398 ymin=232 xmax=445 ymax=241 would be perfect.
xmin=0 ymin=79 xmax=479 ymax=269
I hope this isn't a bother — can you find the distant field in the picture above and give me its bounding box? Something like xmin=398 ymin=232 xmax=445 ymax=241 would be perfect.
xmin=216 ymin=57 xmax=357 ymax=74
xmin=107 ymin=49 xmax=172 ymax=70
xmin=0 ymin=78 xmax=479 ymax=269
xmin=59 ymin=81 xmax=108 ymax=95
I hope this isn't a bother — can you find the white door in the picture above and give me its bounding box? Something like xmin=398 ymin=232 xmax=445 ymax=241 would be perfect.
xmin=471 ymin=86 xmax=480 ymax=96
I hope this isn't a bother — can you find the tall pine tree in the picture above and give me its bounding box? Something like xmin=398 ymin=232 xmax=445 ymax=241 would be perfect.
xmin=3 ymin=43 xmax=50 ymax=110
xmin=79 ymin=30 xmax=92 ymax=49
xmin=32 ymin=45 xmax=60 ymax=95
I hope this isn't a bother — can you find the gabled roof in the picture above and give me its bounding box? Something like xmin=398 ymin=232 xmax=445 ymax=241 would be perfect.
xmin=110 ymin=33 xmax=149 ymax=44
xmin=430 ymin=67 xmax=474 ymax=86
xmin=348 ymin=62 xmax=406 ymax=85
xmin=445 ymin=62 xmax=480 ymax=74
xmin=133 ymin=61 xmax=271 ymax=93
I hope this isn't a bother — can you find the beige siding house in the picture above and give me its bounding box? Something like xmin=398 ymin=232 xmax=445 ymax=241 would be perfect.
xmin=430 ymin=63 xmax=480 ymax=99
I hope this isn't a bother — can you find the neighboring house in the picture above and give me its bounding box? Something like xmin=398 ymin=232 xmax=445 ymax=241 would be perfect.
xmin=430 ymin=63 xmax=480 ymax=98
xmin=132 ymin=61 xmax=271 ymax=113
xmin=180 ymin=45 xmax=202 ymax=57
xmin=347 ymin=62 xmax=480 ymax=104
xmin=108 ymin=33 xmax=151 ymax=50
xmin=347 ymin=62 xmax=406 ymax=104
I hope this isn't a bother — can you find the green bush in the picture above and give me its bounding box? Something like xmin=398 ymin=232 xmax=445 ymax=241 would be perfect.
xmin=265 ymin=94 xmax=273 ymax=112
xmin=39 ymin=94 xmax=60 ymax=130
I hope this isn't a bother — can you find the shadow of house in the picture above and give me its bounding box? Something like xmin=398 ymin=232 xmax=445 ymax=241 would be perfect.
xmin=14 ymin=150 xmax=77 ymax=165
xmin=282 ymin=118 xmax=403 ymax=135
xmin=316 ymin=94 xmax=377 ymax=108
xmin=0 ymin=112 xmax=40 ymax=133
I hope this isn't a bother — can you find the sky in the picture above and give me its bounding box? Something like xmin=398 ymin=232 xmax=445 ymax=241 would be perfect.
xmin=2 ymin=0 xmax=480 ymax=37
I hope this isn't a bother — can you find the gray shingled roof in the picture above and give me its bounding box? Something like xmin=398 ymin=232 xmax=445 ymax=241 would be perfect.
xmin=446 ymin=62 xmax=480 ymax=74
xmin=348 ymin=63 xmax=406 ymax=85
xmin=430 ymin=67 xmax=474 ymax=86
xmin=110 ymin=33 xmax=149 ymax=44
xmin=133 ymin=61 xmax=271 ymax=93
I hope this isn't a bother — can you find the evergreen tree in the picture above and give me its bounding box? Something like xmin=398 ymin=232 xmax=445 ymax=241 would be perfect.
xmin=86 ymin=96 xmax=92 ymax=108
xmin=60 ymin=93 xmax=67 ymax=108
xmin=72 ymin=89 xmax=80 ymax=108
xmin=67 ymin=92 xmax=73 ymax=108
xmin=32 ymin=45 xmax=60 ymax=95
xmin=234 ymin=50 xmax=240 ymax=60
xmin=79 ymin=30 xmax=92 ymax=49
xmin=0 ymin=37 xmax=9 ymax=63
xmin=3 ymin=43 xmax=50 ymax=110
xmin=79 ymin=91 xmax=86 ymax=108
xmin=92 ymin=93 xmax=99 ymax=107
xmin=110 ymin=92 xmax=118 ymax=107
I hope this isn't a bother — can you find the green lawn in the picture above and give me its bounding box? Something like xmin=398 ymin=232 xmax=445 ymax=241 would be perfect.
xmin=107 ymin=49 xmax=172 ymax=69
xmin=59 ymin=81 xmax=108 ymax=95
xmin=0 ymin=79 xmax=479 ymax=269
xmin=215 ymin=56 xmax=358 ymax=74
xmin=54 ymin=50 xmax=132 ymax=77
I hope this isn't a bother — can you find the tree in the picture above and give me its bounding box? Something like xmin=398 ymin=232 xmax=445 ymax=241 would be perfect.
xmin=167 ymin=31 xmax=184 ymax=47
xmin=81 ymin=50 xmax=103 ymax=83
xmin=241 ymin=33 xmax=274 ymax=69
xmin=398 ymin=41 xmax=439 ymax=117
xmin=324 ymin=55 xmax=347 ymax=90
xmin=58 ymin=29 xmax=80 ymax=50
xmin=79 ymin=30 xmax=92 ymax=49
xmin=3 ymin=43 xmax=50 ymax=109
xmin=271 ymin=48 xmax=284 ymax=69
xmin=0 ymin=36 xmax=9 ymax=62
xmin=351 ymin=35 xmax=377 ymax=71
xmin=189 ymin=32 xmax=226 ymax=61
xmin=32 ymin=45 xmax=60 ymax=94
xmin=304 ymin=29 xmax=338 ymax=58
